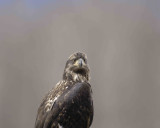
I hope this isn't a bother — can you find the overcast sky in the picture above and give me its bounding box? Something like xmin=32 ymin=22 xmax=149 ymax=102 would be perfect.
xmin=0 ymin=0 xmax=160 ymax=19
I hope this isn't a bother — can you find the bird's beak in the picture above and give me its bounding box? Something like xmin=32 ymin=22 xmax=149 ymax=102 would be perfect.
xmin=74 ymin=58 xmax=85 ymax=67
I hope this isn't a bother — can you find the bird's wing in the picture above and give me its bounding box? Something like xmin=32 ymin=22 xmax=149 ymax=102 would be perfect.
xmin=35 ymin=81 xmax=93 ymax=128
xmin=89 ymin=93 xmax=94 ymax=127
xmin=35 ymin=81 xmax=65 ymax=128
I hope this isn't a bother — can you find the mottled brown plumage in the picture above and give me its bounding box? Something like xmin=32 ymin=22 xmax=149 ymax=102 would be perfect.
xmin=35 ymin=52 xmax=93 ymax=128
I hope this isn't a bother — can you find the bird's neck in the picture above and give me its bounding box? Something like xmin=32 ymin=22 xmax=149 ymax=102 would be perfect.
xmin=63 ymin=71 xmax=88 ymax=83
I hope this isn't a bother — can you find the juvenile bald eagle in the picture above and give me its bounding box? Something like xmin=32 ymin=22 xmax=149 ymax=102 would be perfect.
xmin=35 ymin=52 xmax=94 ymax=128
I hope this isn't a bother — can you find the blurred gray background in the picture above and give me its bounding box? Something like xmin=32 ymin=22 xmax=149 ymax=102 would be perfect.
xmin=0 ymin=0 xmax=160 ymax=128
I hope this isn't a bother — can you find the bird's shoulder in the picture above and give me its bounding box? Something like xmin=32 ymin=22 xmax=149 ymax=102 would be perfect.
xmin=39 ymin=80 xmax=73 ymax=112
xmin=35 ymin=80 xmax=73 ymax=128
xmin=39 ymin=80 xmax=91 ymax=113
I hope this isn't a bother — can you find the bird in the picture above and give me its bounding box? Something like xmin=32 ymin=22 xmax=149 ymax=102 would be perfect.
xmin=35 ymin=52 xmax=94 ymax=128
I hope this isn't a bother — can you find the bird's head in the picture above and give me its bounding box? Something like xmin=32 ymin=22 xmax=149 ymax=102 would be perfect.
xmin=63 ymin=52 xmax=90 ymax=82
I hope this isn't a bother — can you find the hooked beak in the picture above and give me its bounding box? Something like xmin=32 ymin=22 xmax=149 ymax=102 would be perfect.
xmin=74 ymin=58 xmax=85 ymax=67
